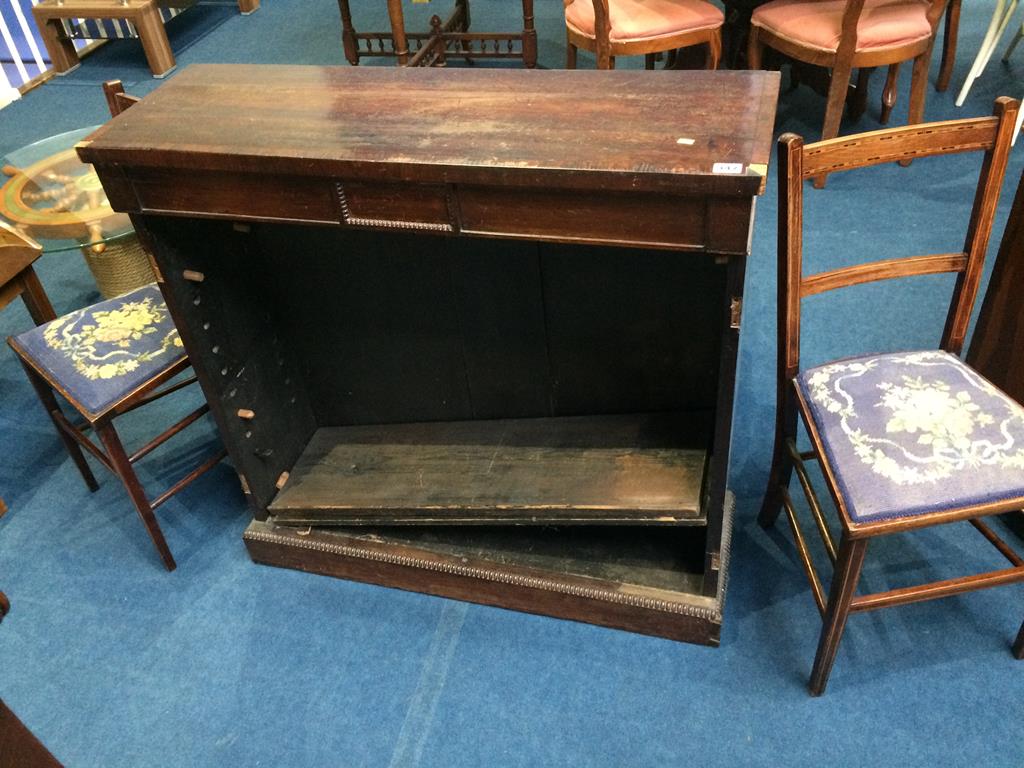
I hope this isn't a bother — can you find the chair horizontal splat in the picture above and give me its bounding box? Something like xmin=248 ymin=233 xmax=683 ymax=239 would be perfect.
xmin=801 ymin=253 xmax=968 ymax=297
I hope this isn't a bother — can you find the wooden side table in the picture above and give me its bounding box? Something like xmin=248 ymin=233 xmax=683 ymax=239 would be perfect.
xmin=32 ymin=0 xmax=259 ymax=79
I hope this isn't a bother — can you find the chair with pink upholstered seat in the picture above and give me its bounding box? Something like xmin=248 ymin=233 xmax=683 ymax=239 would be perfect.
xmin=748 ymin=0 xmax=948 ymax=187
xmin=563 ymin=0 xmax=724 ymax=70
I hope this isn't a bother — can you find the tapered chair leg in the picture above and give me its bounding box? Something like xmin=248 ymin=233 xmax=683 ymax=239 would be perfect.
xmin=706 ymin=29 xmax=721 ymax=69
xmin=95 ymin=421 xmax=176 ymax=571
xmin=813 ymin=58 xmax=854 ymax=188
xmin=18 ymin=360 xmax=98 ymax=492
xmin=906 ymin=47 xmax=932 ymax=126
xmin=758 ymin=398 xmax=797 ymax=528
xmin=747 ymin=25 xmax=762 ymax=69
xmin=897 ymin=47 xmax=933 ymax=167
xmin=809 ymin=536 xmax=868 ymax=696
xmin=1014 ymin=619 xmax=1024 ymax=659
xmin=566 ymin=38 xmax=577 ymax=68
xmin=937 ymin=0 xmax=960 ymax=92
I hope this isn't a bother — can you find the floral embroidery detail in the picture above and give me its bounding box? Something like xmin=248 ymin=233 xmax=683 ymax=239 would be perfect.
xmin=42 ymin=295 xmax=182 ymax=381
xmin=805 ymin=351 xmax=1024 ymax=486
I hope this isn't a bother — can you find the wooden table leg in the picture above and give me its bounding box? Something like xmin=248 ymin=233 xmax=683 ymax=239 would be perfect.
xmin=386 ymin=0 xmax=409 ymax=65
xmin=521 ymin=0 xmax=537 ymax=68
xmin=133 ymin=2 xmax=176 ymax=78
xmin=337 ymin=0 xmax=360 ymax=64
xmin=237 ymin=0 xmax=259 ymax=14
xmin=32 ymin=14 xmax=80 ymax=74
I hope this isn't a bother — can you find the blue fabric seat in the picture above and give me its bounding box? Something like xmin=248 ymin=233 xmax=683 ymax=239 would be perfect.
xmin=9 ymin=283 xmax=185 ymax=421
xmin=797 ymin=350 xmax=1024 ymax=523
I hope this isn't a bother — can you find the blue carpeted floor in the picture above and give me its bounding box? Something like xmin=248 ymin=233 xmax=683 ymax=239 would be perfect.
xmin=1 ymin=1 xmax=1023 ymax=765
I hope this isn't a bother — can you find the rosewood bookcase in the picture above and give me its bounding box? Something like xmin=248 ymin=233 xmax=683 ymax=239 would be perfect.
xmin=79 ymin=64 xmax=779 ymax=646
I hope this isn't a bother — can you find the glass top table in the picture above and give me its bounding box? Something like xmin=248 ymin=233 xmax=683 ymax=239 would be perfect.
xmin=1 ymin=127 xmax=133 ymax=255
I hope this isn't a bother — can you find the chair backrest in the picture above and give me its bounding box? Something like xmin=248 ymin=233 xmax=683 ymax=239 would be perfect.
xmin=102 ymin=80 xmax=141 ymax=118
xmin=833 ymin=0 xmax=947 ymax=55
xmin=776 ymin=97 xmax=1019 ymax=384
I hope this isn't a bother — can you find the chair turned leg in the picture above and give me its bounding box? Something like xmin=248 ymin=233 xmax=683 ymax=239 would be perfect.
xmin=96 ymin=422 xmax=176 ymax=571
xmin=813 ymin=58 xmax=854 ymax=188
xmin=645 ymin=53 xmax=656 ymax=70
xmin=566 ymin=38 xmax=577 ymax=68
xmin=937 ymin=0 xmax=960 ymax=91
xmin=809 ymin=536 xmax=868 ymax=696
xmin=1014 ymin=619 xmax=1024 ymax=659
xmin=880 ymin=64 xmax=899 ymax=124
xmin=759 ymin=394 xmax=797 ymax=528
xmin=18 ymin=360 xmax=98 ymax=492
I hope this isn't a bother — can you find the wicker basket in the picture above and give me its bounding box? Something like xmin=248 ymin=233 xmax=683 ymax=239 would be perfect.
xmin=82 ymin=234 xmax=156 ymax=299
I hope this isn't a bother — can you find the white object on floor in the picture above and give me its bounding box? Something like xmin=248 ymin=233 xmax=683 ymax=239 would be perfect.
xmin=956 ymin=0 xmax=1020 ymax=107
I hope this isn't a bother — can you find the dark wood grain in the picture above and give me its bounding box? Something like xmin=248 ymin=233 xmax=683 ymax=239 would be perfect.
xmin=968 ymin=167 xmax=1024 ymax=404
xmin=268 ymin=412 xmax=711 ymax=525
xmin=79 ymin=66 xmax=778 ymax=197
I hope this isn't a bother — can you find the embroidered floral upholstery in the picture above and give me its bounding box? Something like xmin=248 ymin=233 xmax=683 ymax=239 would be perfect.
xmin=10 ymin=284 xmax=184 ymax=420
xmin=797 ymin=350 xmax=1024 ymax=522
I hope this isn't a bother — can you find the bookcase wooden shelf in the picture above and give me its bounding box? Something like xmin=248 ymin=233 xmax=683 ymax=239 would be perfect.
xmin=80 ymin=64 xmax=779 ymax=645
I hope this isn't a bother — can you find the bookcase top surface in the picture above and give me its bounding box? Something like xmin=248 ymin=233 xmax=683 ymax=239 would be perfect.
xmin=79 ymin=65 xmax=779 ymax=195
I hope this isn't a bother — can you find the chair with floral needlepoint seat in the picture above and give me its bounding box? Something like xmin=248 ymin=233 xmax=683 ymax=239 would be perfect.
xmin=760 ymin=97 xmax=1024 ymax=696
xmin=7 ymin=278 xmax=226 ymax=571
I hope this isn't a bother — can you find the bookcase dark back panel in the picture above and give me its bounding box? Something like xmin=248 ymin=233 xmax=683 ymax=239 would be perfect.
xmin=255 ymin=224 xmax=728 ymax=426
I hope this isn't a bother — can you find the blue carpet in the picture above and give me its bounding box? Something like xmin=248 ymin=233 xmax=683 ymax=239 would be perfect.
xmin=1 ymin=1 xmax=1023 ymax=765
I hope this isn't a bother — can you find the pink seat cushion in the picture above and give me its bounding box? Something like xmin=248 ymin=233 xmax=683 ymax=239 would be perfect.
xmin=565 ymin=0 xmax=723 ymax=44
xmin=751 ymin=0 xmax=932 ymax=53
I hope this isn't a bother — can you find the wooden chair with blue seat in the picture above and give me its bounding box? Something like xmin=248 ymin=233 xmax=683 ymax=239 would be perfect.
xmin=760 ymin=97 xmax=1024 ymax=695
xmin=2 ymin=199 xmax=224 ymax=573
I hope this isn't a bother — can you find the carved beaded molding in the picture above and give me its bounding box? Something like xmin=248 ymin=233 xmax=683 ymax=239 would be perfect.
xmin=335 ymin=182 xmax=454 ymax=233
xmin=244 ymin=525 xmax=725 ymax=622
